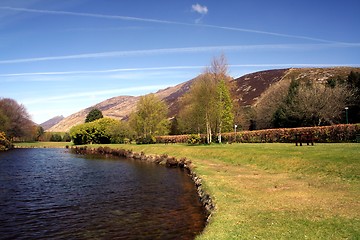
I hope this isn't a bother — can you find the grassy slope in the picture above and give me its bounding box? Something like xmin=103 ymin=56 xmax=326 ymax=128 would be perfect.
xmin=15 ymin=142 xmax=360 ymax=239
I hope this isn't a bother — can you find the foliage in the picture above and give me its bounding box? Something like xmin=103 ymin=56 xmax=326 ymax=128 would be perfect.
xmin=85 ymin=108 xmax=103 ymax=123
xmin=136 ymin=135 xmax=156 ymax=144
xmin=38 ymin=132 xmax=71 ymax=142
xmin=129 ymin=94 xmax=169 ymax=139
xmin=187 ymin=134 xmax=202 ymax=145
xmin=70 ymin=118 xmax=131 ymax=145
xmin=221 ymin=124 xmax=360 ymax=143
xmin=107 ymin=120 xmax=134 ymax=144
xmin=0 ymin=132 xmax=13 ymax=151
xmin=50 ymin=133 xmax=63 ymax=142
xmin=154 ymin=124 xmax=359 ymax=144
xmin=0 ymin=98 xmax=35 ymax=140
xmin=215 ymin=79 xmax=234 ymax=142
xmin=34 ymin=126 xmax=44 ymax=141
xmin=347 ymin=71 xmax=360 ymax=123
xmin=178 ymin=55 xmax=234 ymax=143
xmin=273 ymin=79 xmax=353 ymax=127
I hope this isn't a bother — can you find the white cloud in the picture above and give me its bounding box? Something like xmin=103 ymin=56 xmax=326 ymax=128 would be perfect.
xmin=191 ymin=3 xmax=208 ymax=15
xmin=191 ymin=3 xmax=208 ymax=23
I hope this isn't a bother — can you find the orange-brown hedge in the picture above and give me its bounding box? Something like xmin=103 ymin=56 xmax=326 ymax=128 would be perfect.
xmin=156 ymin=124 xmax=360 ymax=144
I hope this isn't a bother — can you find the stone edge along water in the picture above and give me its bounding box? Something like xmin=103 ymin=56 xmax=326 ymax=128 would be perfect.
xmin=70 ymin=146 xmax=215 ymax=225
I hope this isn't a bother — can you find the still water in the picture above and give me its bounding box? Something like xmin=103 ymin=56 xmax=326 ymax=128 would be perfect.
xmin=0 ymin=148 xmax=206 ymax=239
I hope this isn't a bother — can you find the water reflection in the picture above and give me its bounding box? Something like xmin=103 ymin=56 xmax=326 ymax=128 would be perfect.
xmin=0 ymin=149 xmax=205 ymax=239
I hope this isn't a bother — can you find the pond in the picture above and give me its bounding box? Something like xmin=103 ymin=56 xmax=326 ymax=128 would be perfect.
xmin=0 ymin=148 xmax=206 ymax=239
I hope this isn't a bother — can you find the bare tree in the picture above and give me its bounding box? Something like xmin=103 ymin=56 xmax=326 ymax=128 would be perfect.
xmin=290 ymin=83 xmax=353 ymax=125
xmin=0 ymin=98 xmax=34 ymax=140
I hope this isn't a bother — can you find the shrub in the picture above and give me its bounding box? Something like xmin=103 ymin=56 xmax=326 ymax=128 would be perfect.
xmin=0 ymin=132 xmax=13 ymax=151
xmin=187 ymin=134 xmax=202 ymax=144
xmin=50 ymin=133 xmax=62 ymax=142
xmin=136 ymin=135 xmax=156 ymax=144
xmin=222 ymin=124 xmax=360 ymax=143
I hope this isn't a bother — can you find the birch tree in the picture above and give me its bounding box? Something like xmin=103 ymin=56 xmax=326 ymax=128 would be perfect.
xmin=129 ymin=94 xmax=169 ymax=138
xmin=179 ymin=55 xmax=234 ymax=143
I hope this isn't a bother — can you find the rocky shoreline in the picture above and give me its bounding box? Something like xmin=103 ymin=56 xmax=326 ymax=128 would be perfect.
xmin=70 ymin=146 xmax=215 ymax=223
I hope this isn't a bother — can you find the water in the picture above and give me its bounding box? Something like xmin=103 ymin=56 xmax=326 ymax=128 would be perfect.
xmin=0 ymin=148 xmax=206 ymax=239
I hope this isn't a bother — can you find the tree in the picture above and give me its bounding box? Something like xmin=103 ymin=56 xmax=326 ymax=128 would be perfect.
xmin=0 ymin=98 xmax=34 ymax=140
xmin=347 ymin=71 xmax=360 ymax=123
xmin=215 ymin=79 xmax=234 ymax=143
xmin=178 ymin=55 xmax=234 ymax=143
xmin=85 ymin=108 xmax=103 ymax=123
xmin=70 ymin=118 xmax=127 ymax=145
xmin=0 ymin=109 xmax=10 ymax=133
xmin=129 ymin=94 xmax=169 ymax=138
xmin=271 ymin=80 xmax=353 ymax=127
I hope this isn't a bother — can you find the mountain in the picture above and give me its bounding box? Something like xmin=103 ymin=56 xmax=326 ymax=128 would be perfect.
xmin=49 ymin=80 xmax=195 ymax=132
xmin=40 ymin=115 xmax=64 ymax=130
xmin=48 ymin=67 xmax=360 ymax=132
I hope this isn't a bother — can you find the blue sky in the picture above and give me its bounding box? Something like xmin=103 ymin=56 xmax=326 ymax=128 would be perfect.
xmin=1 ymin=0 xmax=359 ymax=124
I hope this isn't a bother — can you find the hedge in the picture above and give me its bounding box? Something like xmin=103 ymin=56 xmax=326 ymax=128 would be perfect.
xmin=155 ymin=124 xmax=360 ymax=144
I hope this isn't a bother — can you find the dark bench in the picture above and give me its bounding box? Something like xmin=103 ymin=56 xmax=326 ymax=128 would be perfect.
xmin=295 ymin=133 xmax=314 ymax=146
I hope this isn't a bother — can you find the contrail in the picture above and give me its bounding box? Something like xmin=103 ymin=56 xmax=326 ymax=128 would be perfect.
xmin=0 ymin=6 xmax=345 ymax=44
xmin=3 ymin=63 xmax=359 ymax=80
xmin=0 ymin=43 xmax=357 ymax=64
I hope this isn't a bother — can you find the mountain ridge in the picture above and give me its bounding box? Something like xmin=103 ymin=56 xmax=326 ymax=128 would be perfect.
xmin=48 ymin=67 xmax=360 ymax=132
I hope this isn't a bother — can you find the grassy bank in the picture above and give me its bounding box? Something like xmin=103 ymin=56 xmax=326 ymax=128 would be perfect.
xmin=14 ymin=142 xmax=360 ymax=239
xmin=98 ymin=143 xmax=359 ymax=239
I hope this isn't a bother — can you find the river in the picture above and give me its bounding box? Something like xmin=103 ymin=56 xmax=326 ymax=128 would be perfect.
xmin=0 ymin=148 xmax=206 ymax=239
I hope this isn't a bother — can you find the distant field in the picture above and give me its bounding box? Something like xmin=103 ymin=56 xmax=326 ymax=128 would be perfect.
xmin=14 ymin=142 xmax=360 ymax=239
xmin=15 ymin=142 xmax=72 ymax=148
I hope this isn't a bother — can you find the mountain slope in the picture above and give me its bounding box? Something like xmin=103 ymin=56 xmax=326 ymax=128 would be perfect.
xmin=40 ymin=115 xmax=64 ymax=130
xmin=48 ymin=80 xmax=194 ymax=132
xmin=48 ymin=67 xmax=360 ymax=132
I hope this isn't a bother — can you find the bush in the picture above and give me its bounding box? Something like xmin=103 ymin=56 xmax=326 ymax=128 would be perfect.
xmin=136 ymin=135 xmax=156 ymax=144
xmin=222 ymin=124 xmax=360 ymax=143
xmin=50 ymin=133 xmax=62 ymax=142
xmin=153 ymin=124 xmax=359 ymax=144
xmin=187 ymin=134 xmax=202 ymax=144
xmin=0 ymin=132 xmax=13 ymax=151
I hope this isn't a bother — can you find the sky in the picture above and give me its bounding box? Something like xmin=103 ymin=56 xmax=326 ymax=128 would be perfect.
xmin=1 ymin=0 xmax=360 ymax=124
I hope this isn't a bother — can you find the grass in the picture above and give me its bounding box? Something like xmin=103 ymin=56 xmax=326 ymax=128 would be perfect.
xmin=15 ymin=141 xmax=72 ymax=148
xmin=14 ymin=142 xmax=360 ymax=239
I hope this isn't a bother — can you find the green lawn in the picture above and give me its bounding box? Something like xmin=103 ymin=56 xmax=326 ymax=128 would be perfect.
xmin=15 ymin=142 xmax=360 ymax=239
xmin=15 ymin=141 xmax=72 ymax=148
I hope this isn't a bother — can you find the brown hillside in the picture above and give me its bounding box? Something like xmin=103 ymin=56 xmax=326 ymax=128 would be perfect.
xmin=230 ymin=69 xmax=289 ymax=106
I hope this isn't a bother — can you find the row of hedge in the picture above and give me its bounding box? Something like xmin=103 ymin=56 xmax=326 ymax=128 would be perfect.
xmin=155 ymin=124 xmax=360 ymax=144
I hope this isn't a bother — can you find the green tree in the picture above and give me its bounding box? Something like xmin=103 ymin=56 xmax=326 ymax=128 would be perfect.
xmin=85 ymin=108 xmax=103 ymax=123
xmin=34 ymin=126 xmax=44 ymax=141
xmin=273 ymin=78 xmax=300 ymax=128
xmin=129 ymin=94 xmax=169 ymax=138
xmin=178 ymin=55 xmax=234 ymax=143
xmin=0 ymin=109 xmax=10 ymax=133
xmin=347 ymin=71 xmax=360 ymax=123
xmin=50 ymin=133 xmax=62 ymax=142
xmin=216 ymin=79 xmax=234 ymax=143
xmin=70 ymin=118 xmax=124 ymax=145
